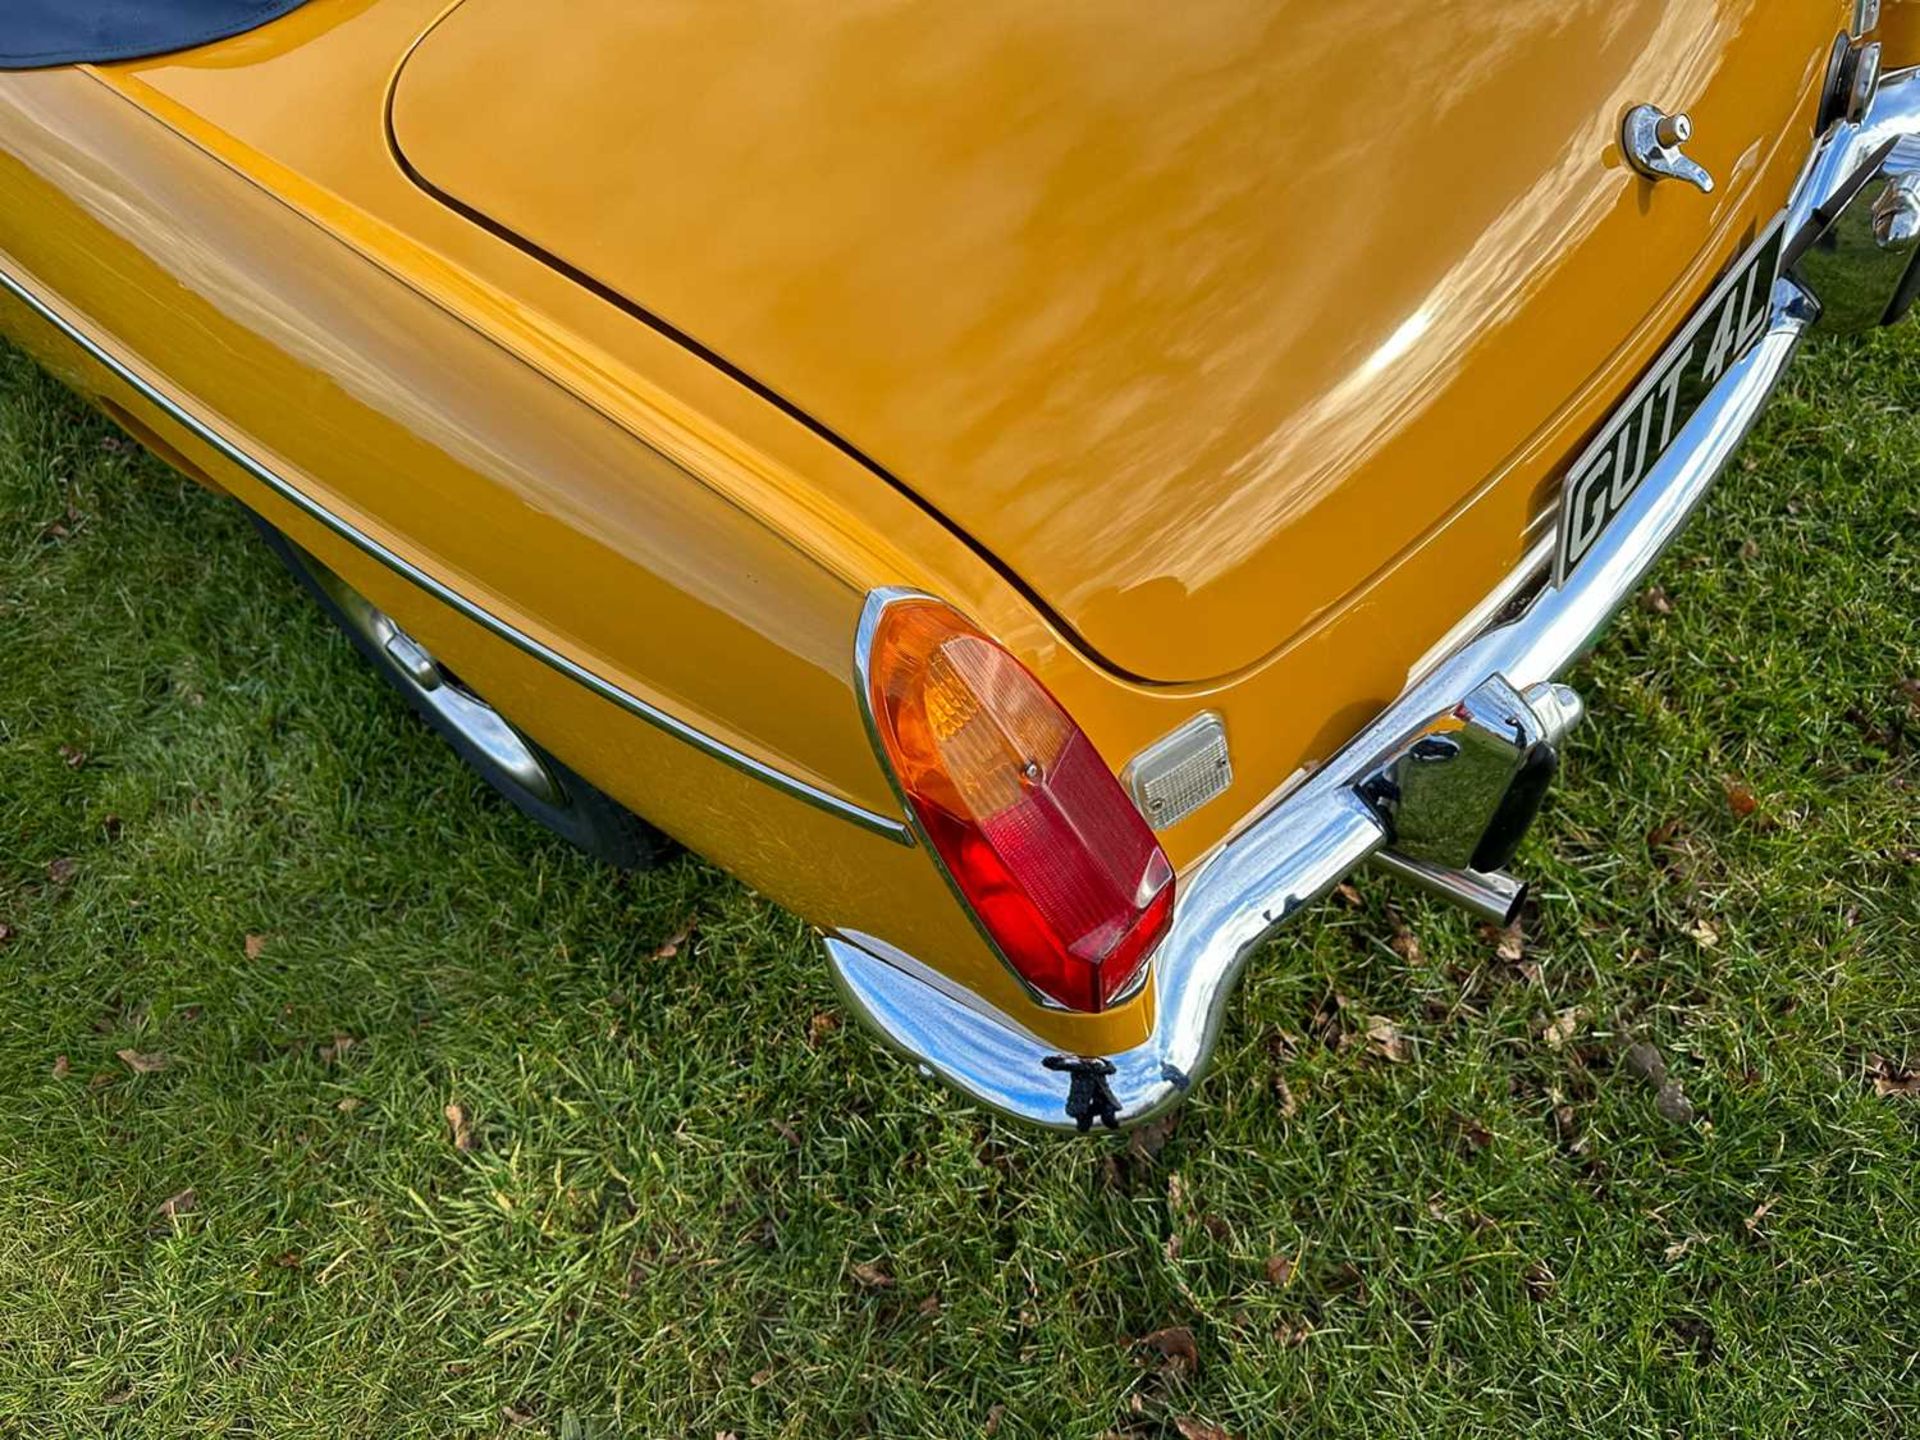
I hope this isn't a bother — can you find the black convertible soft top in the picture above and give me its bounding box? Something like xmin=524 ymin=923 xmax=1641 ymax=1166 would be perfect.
xmin=3 ymin=0 xmax=316 ymax=69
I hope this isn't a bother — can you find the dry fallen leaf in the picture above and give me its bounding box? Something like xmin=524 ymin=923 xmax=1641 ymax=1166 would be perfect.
xmin=46 ymin=857 xmax=77 ymax=885
xmin=1646 ymin=818 xmax=1685 ymax=855
xmin=807 ymin=1011 xmax=840 ymax=1046
xmin=1721 ymin=778 xmax=1760 ymax=819
xmin=243 ymin=933 xmax=267 ymax=961
xmin=1684 ymin=917 xmax=1720 ymax=949
xmin=1486 ymin=921 xmax=1526 ymax=963
xmin=1848 ymin=702 xmax=1903 ymax=752
xmin=749 ymin=1368 xmax=775 ymax=1389
xmin=1542 ymin=1007 xmax=1585 ymax=1051
xmin=1523 ymin=1259 xmax=1556 ymax=1301
xmin=1138 ymin=1325 xmax=1199 ymax=1378
xmin=1551 ymin=1103 xmax=1580 ymax=1145
xmin=651 ymin=920 xmax=696 ymax=960
xmin=155 ymin=1188 xmax=196 ymax=1221
xmin=58 ymin=743 xmax=86 ymax=769
xmin=444 ymin=1102 xmax=476 ymax=1152
xmin=51 ymin=1055 xmax=70 ymax=1079
xmin=1129 ymin=1109 xmax=1181 ymax=1161
xmin=1453 ymin=1113 xmax=1494 ymax=1152
xmin=1866 ymin=1054 xmax=1920 ymax=1097
xmin=117 ymin=1048 xmax=168 ymax=1075
xmin=1639 ymin=583 xmax=1674 ymax=615
xmin=1308 ymin=991 xmax=1352 ymax=1047
xmin=336 ymin=1096 xmax=362 ymax=1113
xmin=984 ymin=1403 xmax=1007 ymax=1437
xmin=318 ymin=1035 xmax=356 ymax=1064
xmin=1264 ymin=1254 xmax=1296 ymax=1285
xmin=1388 ymin=917 xmax=1423 ymax=965
xmin=1366 ymin=1014 xmax=1412 ymax=1063
xmin=850 ymin=1259 xmax=895 ymax=1290
xmin=1174 ymin=1420 xmax=1236 ymax=1440
xmin=1332 ymin=881 xmax=1363 ymax=909
xmin=1271 ymin=1073 xmax=1299 ymax=1119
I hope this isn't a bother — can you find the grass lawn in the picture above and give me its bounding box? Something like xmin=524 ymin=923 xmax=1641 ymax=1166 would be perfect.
xmin=0 ymin=321 xmax=1916 ymax=1440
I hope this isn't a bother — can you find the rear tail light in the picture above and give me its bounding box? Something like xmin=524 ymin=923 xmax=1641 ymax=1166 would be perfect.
xmin=862 ymin=596 xmax=1174 ymax=1012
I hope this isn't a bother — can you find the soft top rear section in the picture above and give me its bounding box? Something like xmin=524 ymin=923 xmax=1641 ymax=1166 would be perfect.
xmin=2 ymin=0 xmax=316 ymax=69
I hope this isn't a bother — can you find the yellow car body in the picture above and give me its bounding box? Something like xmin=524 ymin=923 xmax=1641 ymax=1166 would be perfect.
xmin=0 ymin=0 xmax=1913 ymax=1125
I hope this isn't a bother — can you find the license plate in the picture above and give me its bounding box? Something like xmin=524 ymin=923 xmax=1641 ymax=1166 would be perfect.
xmin=1555 ymin=215 xmax=1784 ymax=582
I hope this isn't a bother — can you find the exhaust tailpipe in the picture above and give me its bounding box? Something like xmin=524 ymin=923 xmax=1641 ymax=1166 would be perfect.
xmin=1369 ymin=848 xmax=1527 ymax=927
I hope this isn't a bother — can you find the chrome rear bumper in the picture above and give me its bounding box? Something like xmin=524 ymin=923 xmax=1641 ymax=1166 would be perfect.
xmin=827 ymin=70 xmax=1920 ymax=1132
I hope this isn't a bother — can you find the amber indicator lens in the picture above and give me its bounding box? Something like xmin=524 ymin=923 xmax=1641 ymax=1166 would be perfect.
xmin=866 ymin=599 xmax=1174 ymax=1012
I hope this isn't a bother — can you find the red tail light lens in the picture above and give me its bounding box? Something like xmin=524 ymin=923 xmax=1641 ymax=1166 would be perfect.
xmin=864 ymin=597 xmax=1174 ymax=1012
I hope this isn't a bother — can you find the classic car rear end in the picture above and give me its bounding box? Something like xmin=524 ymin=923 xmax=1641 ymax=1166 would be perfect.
xmin=1 ymin=0 xmax=1914 ymax=1131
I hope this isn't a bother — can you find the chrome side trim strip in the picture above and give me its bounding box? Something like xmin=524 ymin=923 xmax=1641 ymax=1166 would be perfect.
xmin=0 ymin=258 xmax=914 ymax=844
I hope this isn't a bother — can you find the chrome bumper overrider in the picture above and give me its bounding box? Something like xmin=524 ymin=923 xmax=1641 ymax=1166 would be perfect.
xmin=826 ymin=71 xmax=1920 ymax=1132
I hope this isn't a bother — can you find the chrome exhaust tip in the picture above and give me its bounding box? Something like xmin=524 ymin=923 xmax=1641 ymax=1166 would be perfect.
xmin=1369 ymin=848 xmax=1527 ymax=927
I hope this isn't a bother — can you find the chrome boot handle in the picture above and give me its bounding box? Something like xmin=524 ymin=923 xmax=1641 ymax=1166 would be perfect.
xmin=1623 ymin=105 xmax=1714 ymax=194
